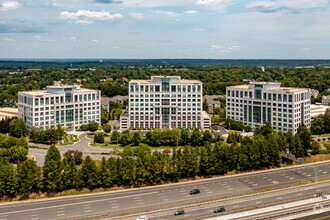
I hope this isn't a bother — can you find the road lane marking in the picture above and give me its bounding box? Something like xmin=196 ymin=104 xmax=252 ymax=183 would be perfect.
xmin=0 ymin=191 xmax=158 ymax=215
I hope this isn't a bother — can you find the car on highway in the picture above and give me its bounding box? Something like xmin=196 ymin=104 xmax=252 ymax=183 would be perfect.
xmin=174 ymin=209 xmax=185 ymax=215
xmin=190 ymin=189 xmax=200 ymax=195
xmin=136 ymin=216 xmax=148 ymax=220
xmin=214 ymin=206 xmax=225 ymax=213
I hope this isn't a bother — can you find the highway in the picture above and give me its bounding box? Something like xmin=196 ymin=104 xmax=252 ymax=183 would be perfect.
xmin=146 ymin=183 xmax=330 ymax=220
xmin=0 ymin=161 xmax=329 ymax=220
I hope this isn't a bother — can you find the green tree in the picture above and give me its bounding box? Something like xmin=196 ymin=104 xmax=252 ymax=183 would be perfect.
xmin=191 ymin=129 xmax=202 ymax=146
xmin=0 ymin=161 xmax=18 ymax=198
xmin=94 ymin=132 xmax=105 ymax=143
xmin=101 ymin=112 xmax=109 ymax=125
xmin=180 ymin=129 xmax=190 ymax=146
xmin=202 ymin=130 xmax=213 ymax=145
xmin=297 ymin=125 xmax=312 ymax=156
xmin=17 ymin=160 xmax=41 ymax=196
xmin=111 ymin=130 xmax=120 ymax=144
xmin=311 ymin=117 xmax=325 ymax=134
xmin=245 ymin=124 xmax=252 ymax=132
xmin=79 ymin=156 xmax=100 ymax=189
xmin=9 ymin=146 xmax=28 ymax=163
xmin=88 ymin=121 xmax=99 ymax=133
xmin=9 ymin=119 xmax=27 ymax=138
xmin=203 ymin=99 xmax=208 ymax=111
xmin=132 ymin=131 xmax=142 ymax=146
xmin=103 ymin=124 xmax=111 ymax=133
xmin=42 ymin=145 xmax=61 ymax=191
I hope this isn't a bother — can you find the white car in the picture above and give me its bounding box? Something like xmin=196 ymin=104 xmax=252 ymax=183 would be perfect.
xmin=136 ymin=216 xmax=148 ymax=220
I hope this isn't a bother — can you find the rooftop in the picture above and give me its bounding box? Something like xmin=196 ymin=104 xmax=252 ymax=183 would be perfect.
xmin=20 ymin=88 xmax=98 ymax=96
xmin=129 ymin=79 xmax=201 ymax=84
xmin=227 ymin=84 xmax=307 ymax=92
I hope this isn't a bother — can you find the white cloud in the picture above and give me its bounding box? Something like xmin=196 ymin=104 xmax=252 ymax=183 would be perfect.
xmin=246 ymin=0 xmax=328 ymax=13
xmin=195 ymin=0 xmax=229 ymax=6
xmin=122 ymin=0 xmax=194 ymax=7
xmin=60 ymin=10 xmax=123 ymax=25
xmin=154 ymin=10 xmax=179 ymax=17
xmin=184 ymin=10 xmax=199 ymax=14
xmin=211 ymin=45 xmax=241 ymax=52
xmin=71 ymin=36 xmax=78 ymax=41
xmin=193 ymin=28 xmax=204 ymax=31
xmin=129 ymin=12 xmax=144 ymax=19
xmin=4 ymin=38 xmax=15 ymax=41
xmin=0 ymin=1 xmax=21 ymax=11
xmin=34 ymin=35 xmax=57 ymax=42
xmin=91 ymin=39 xmax=98 ymax=42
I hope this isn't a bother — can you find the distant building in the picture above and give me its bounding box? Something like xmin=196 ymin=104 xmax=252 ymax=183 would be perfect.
xmin=203 ymin=95 xmax=222 ymax=113
xmin=322 ymin=95 xmax=330 ymax=105
xmin=18 ymin=84 xmax=101 ymax=131
xmin=101 ymin=96 xmax=128 ymax=112
xmin=308 ymin=89 xmax=319 ymax=98
xmin=120 ymin=76 xmax=211 ymax=130
xmin=0 ymin=107 xmax=18 ymax=120
xmin=226 ymin=82 xmax=311 ymax=134
xmin=310 ymin=104 xmax=330 ymax=119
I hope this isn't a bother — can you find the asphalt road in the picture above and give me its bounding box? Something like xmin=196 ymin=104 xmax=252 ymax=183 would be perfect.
xmin=0 ymin=162 xmax=329 ymax=220
xmin=147 ymin=183 xmax=330 ymax=220
xmin=295 ymin=210 xmax=330 ymax=220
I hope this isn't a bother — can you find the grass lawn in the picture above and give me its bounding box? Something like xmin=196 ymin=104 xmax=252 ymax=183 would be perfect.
xmin=58 ymin=134 xmax=79 ymax=146
xmin=312 ymin=133 xmax=330 ymax=138
xmin=304 ymin=154 xmax=330 ymax=163
xmin=226 ymin=129 xmax=243 ymax=134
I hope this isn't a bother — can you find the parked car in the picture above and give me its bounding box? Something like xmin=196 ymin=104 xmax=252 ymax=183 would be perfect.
xmin=174 ymin=209 xmax=185 ymax=215
xmin=136 ymin=216 xmax=148 ymax=220
xmin=190 ymin=189 xmax=200 ymax=195
xmin=214 ymin=206 xmax=225 ymax=213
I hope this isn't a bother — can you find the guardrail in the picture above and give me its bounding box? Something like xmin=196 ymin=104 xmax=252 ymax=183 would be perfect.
xmin=101 ymin=180 xmax=330 ymax=220
xmin=244 ymin=198 xmax=330 ymax=220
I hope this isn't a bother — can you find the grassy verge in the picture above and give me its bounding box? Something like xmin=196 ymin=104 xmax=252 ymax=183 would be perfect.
xmin=312 ymin=133 xmax=330 ymax=138
xmin=226 ymin=129 xmax=243 ymax=134
xmin=304 ymin=153 xmax=330 ymax=163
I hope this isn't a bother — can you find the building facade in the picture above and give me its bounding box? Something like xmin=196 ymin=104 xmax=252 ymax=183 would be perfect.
xmin=18 ymin=84 xmax=101 ymax=131
xmin=120 ymin=76 xmax=211 ymax=130
xmin=226 ymin=82 xmax=311 ymax=134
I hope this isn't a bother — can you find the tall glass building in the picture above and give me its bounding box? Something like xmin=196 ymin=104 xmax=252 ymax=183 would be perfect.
xmin=120 ymin=76 xmax=211 ymax=130
xmin=226 ymin=82 xmax=310 ymax=134
xmin=18 ymin=84 xmax=101 ymax=131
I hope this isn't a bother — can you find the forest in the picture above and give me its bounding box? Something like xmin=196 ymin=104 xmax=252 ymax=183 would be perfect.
xmin=0 ymin=60 xmax=329 ymax=107
xmin=0 ymin=122 xmax=326 ymax=199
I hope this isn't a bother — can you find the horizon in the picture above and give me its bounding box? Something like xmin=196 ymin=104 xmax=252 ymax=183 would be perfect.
xmin=1 ymin=0 xmax=330 ymax=59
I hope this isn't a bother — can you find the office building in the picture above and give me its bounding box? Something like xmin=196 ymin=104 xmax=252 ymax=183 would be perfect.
xmin=120 ymin=76 xmax=211 ymax=130
xmin=226 ymin=82 xmax=310 ymax=134
xmin=18 ymin=84 xmax=101 ymax=131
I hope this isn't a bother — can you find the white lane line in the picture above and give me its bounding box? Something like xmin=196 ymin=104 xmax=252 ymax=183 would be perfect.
xmin=111 ymin=206 xmax=119 ymax=209
xmin=272 ymin=181 xmax=279 ymax=184
xmin=0 ymin=191 xmax=158 ymax=215
xmin=30 ymin=218 xmax=39 ymax=220
xmin=233 ymin=205 xmax=239 ymax=208
xmin=57 ymin=210 xmax=65 ymax=213
xmin=84 ymin=210 xmax=92 ymax=213
xmin=207 ymin=191 xmax=214 ymax=194
xmin=137 ymin=202 xmax=145 ymax=205
xmin=57 ymin=214 xmax=65 ymax=217
xmin=289 ymin=177 xmax=294 ymax=180
xmin=252 ymin=184 xmax=258 ymax=186
xmin=256 ymin=201 xmax=262 ymax=204
xmin=297 ymin=193 xmax=303 ymax=196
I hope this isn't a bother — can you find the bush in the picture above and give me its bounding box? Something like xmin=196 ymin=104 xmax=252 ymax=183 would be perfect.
xmin=94 ymin=133 xmax=104 ymax=143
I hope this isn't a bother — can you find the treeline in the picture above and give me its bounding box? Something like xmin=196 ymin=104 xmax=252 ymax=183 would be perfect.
xmin=109 ymin=128 xmax=219 ymax=147
xmin=29 ymin=124 xmax=65 ymax=144
xmin=0 ymin=135 xmax=29 ymax=163
xmin=0 ymin=62 xmax=330 ymax=107
xmin=311 ymin=109 xmax=330 ymax=135
xmin=0 ymin=123 xmax=320 ymax=199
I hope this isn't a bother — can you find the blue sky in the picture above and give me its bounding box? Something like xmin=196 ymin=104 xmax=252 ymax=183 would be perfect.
xmin=1 ymin=0 xmax=329 ymax=59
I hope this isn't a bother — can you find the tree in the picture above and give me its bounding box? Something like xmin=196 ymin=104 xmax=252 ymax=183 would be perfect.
xmin=101 ymin=112 xmax=109 ymax=125
xmin=297 ymin=125 xmax=312 ymax=156
xmin=103 ymin=124 xmax=111 ymax=133
xmin=191 ymin=129 xmax=202 ymax=146
xmin=9 ymin=146 xmax=28 ymax=163
xmin=245 ymin=124 xmax=252 ymax=132
xmin=111 ymin=130 xmax=120 ymax=144
xmin=9 ymin=119 xmax=27 ymax=138
xmin=94 ymin=132 xmax=104 ymax=143
xmin=0 ymin=161 xmax=18 ymax=198
xmin=56 ymin=124 xmax=64 ymax=141
xmin=132 ymin=131 xmax=142 ymax=146
xmin=17 ymin=160 xmax=41 ymax=196
xmin=202 ymin=130 xmax=213 ymax=145
xmin=88 ymin=121 xmax=99 ymax=133
xmin=260 ymin=121 xmax=273 ymax=137
xmin=311 ymin=117 xmax=325 ymax=134
xmin=203 ymin=99 xmax=208 ymax=111
xmin=79 ymin=156 xmax=99 ymax=189
xmin=42 ymin=145 xmax=61 ymax=191
xmin=120 ymin=132 xmax=131 ymax=146
xmin=63 ymin=150 xmax=83 ymax=165
xmin=311 ymin=141 xmax=321 ymax=155
xmin=180 ymin=129 xmax=190 ymax=146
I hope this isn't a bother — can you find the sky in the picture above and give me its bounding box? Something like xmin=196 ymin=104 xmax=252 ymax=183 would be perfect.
xmin=0 ymin=0 xmax=330 ymax=59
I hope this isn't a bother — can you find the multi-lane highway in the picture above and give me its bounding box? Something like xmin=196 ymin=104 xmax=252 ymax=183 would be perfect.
xmin=0 ymin=161 xmax=329 ymax=220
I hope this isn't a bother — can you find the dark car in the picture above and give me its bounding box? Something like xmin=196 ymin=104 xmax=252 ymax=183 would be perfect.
xmin=174 ymin=209 xmax=185 ymax=216
xmin=190 ymin=189 xmax=200 ymax=195
xmin=214 ymin=206 xmax=225 ymax=213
